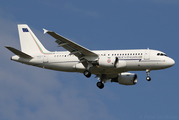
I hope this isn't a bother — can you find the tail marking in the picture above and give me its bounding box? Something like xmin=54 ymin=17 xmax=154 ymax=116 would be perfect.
xmin=22 ymin=27 xmax=52 ymax=55
xmin=27 ymin=29 xmax=52 ymax=55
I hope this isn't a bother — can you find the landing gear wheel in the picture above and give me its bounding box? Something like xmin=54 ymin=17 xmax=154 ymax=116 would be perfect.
xmin=83 ymin=70 xmax=91 ymax=78
xmin=146 ymin=76 xmax=151 ymax=81
xmin=96 ymin=82 xmax=104 ymax=89
xmin=146 ymin=69 xmax=151 ymax=81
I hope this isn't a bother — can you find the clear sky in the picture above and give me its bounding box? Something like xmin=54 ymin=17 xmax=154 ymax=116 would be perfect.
xmin=0 ymin=0 xmax=178 ymax=120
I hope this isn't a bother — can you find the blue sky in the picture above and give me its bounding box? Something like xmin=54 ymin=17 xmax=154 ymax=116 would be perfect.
xmin=0 ymin=0 xmax=178 ymax=120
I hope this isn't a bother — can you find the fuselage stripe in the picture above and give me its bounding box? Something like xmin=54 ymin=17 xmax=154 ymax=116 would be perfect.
xmin=29 ymin=32 xmax=52 ymax=55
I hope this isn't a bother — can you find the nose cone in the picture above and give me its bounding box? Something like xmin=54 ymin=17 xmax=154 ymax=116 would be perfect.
xmin=170 ymin=58 xmax=175 ymax=66
xmin=167 ymin=58 xmax=175 ymax=67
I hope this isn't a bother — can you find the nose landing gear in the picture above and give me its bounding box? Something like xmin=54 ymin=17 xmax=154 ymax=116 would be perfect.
xmin=146 ymin=69 xmax=151 ymax=81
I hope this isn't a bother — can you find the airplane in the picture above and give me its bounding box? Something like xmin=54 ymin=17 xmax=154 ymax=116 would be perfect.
xmin=5 ymin=24 xmax=175 ymax=89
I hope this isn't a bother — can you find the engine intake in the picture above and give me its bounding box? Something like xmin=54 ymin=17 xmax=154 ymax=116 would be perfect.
xmin=111 ymin=73 xmax=137 ymax=85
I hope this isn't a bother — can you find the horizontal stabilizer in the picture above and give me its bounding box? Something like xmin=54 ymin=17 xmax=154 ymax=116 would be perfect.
xmin=5 ymin=46 xmax=33 ymax=58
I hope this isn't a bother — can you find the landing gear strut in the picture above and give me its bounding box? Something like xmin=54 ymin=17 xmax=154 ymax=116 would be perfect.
xmin=83 ymin=70 xmax=91 ymax=78
xmin=146 ymin=69 xmax=151 ymax=81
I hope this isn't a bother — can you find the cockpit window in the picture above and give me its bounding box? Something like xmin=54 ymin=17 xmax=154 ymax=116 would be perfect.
xmin=157 ymin=53 xmax=167 ymax=56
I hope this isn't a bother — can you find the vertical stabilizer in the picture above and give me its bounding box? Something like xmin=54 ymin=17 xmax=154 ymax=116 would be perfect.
xmin=18 ymin=24 xmax=51 ymax=55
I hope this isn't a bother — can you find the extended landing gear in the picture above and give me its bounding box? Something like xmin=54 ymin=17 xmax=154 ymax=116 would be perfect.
xmin=146 ymin=69 xmax=151 ymax=81
xmin=83 ymin=70 xmax=105 ymax=89
xmin=146 ymin=76 xmax=151 ymax=81
xmin=96 ymin=81 xmax=104 ymax=89
xmin=83 ymin=70 xmax=91 ymax=78
xmin=96 ymin=74 xmax=106 ymax=89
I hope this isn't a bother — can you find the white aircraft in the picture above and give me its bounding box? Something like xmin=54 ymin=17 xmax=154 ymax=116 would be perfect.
xmin=5 ymin=24 xmax=175 ymax=89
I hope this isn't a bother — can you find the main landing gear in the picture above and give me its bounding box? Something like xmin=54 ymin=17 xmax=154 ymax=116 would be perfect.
xmin=83 ymin=70 xmax=105 ymax=89
xmin=83 ymin=70 xmax=91 ymax=78
xmin=96 ymin=81 xmax=104 ymax=89
xmin=96 ymin=74 xmax=105 ymax=89
xmin=146 ymin=69 xmax=151 ymax=81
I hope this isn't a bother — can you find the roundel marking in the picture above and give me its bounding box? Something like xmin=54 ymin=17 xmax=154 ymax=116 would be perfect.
xmin=107 ymin=59 xmax=111 ymax=63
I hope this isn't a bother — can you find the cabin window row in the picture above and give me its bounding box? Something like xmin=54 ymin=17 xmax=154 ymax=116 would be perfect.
xmin=100 ymin=53 xmax=143 ymax=56
xmin=54 ymin=55 xmax=74 ymax=57
xmin=54 ymin=53 xmax=143 ymax=57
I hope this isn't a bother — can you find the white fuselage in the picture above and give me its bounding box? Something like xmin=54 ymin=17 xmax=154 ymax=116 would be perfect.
xmin=11 ymin=49 xmax=175 ymax=74
xmin=6 ymin=24 xmax=175 ymax=89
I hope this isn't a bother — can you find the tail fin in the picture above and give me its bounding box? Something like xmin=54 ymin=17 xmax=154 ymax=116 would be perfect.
xmin=18 ymin=24 xmax=51 ymax=55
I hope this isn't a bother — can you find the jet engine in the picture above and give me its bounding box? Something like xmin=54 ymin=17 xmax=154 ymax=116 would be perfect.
xmin=98 ymin=57 xmax=126 ymax=68
xmin=111 ymin=73 xmax=137 ymax=85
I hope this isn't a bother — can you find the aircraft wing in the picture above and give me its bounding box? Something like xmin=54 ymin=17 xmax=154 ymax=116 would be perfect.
xmin=43 ymin=29 xmax=98 ymax=68
xmin=43 ymin=29 xmax=98 ymax=58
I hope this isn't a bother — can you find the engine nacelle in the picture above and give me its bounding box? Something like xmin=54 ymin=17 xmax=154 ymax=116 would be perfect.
xmin=111 ymin=73 xmax=137 ymax=85
xmin=98 ymin=57 xmax=126 ymax=68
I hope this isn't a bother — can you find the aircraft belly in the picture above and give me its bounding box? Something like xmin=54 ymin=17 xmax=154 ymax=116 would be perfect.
xmin=125 ymin=60 xmax=165 ymax=71
xmin=89 ymin=66 xmax=124 ymax=74
xmin=43 ymin=61 xmax=78 ymax=72
xmin=125 ymin=60 xmax=149 ymax=71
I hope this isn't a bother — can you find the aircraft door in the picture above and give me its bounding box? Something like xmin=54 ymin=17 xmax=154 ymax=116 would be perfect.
xmin=144 ymin=49 xmax=150 ymax=60
xmin=43 ymin=55 xmax=48 ymax=63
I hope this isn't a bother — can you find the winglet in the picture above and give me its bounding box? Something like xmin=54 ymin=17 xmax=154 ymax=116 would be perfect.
xmin=43 ymin=28 xmax=48 ymax=34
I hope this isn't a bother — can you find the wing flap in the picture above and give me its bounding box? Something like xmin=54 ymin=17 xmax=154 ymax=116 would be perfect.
xmin=5 ymin=46 xmax=33 ymax=58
